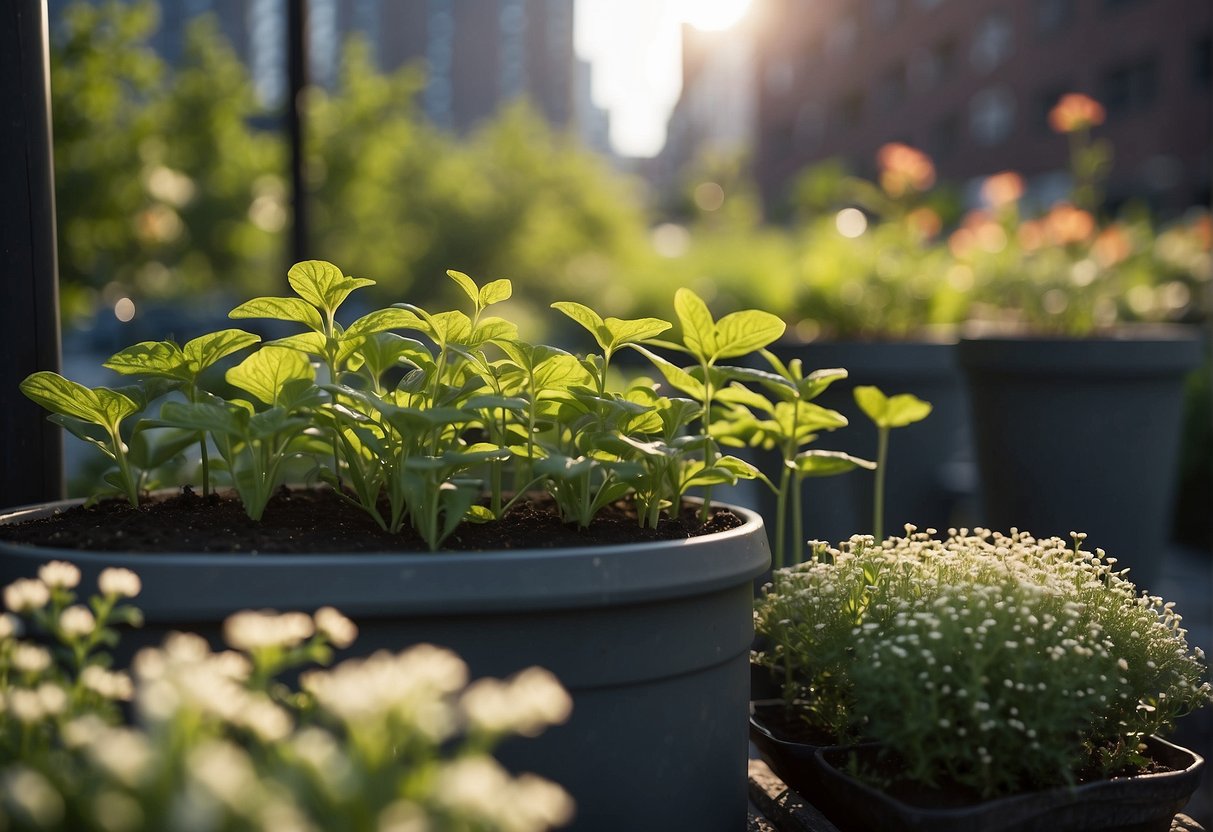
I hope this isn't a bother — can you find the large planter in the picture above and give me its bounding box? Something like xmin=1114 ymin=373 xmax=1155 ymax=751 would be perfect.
xmin=814 ymin=736 xmax=1205 ymax=832
xmin=957 ymin=328 xmax=1204 ymax=590
xmin=747 ymin=339 xmax=973 ymax=554
xmin=0 ymin=497 xmax=771 ymax=832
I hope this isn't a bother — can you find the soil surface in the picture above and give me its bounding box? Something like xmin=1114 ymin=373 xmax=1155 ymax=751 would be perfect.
xmin=0 ymin=487 xmax=743 ymax=555
xmin=751 ymin=700 xmax=849 ymax=748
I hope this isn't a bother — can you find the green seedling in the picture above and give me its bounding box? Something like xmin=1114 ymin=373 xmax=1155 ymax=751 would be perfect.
xmin=853 ymin=386 xmax=932 ymax=542
xmin=104 ymin=328 xmax=260 ymax=495
xmin=716 ymin=351 xmax=874 ymax=568
xmin=630 ymin=288 xmax=785 ymax=521
xmin=19 ymin=373 xmax=144 ymax=507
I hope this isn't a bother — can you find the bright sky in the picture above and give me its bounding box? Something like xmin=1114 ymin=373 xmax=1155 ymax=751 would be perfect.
xmin=574 ymin=0 xmax=752 ymax=158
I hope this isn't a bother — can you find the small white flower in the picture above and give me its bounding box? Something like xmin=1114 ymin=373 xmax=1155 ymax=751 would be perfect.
xmin=12 ymin=643 xmax=52 ymax=674
xmin=224 ymin=610 xmax=314 ymax=651
xmin=0 ymin=613 xmax=22 ymax=640
xmin=81 ymin=666 xmax=134 ymax=701
xmin=60 ymin=605 xmax=96 ymax=638
xmin=314 ymin=607 xmax=357 ymax=649
xmin=98 ymin=568 xmax=141 ymax=599
xmin=37 ymin=561 xmax=80 ymax=590
xmin=4 ymin=578 xmax=50 ymax=612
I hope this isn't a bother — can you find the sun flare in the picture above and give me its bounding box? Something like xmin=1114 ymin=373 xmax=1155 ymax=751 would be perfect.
xmin=677 ymin=0 xmax=753 ymax=31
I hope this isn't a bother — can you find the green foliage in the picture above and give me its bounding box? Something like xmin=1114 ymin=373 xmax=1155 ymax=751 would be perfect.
xmin=0 ymin=563 xmax=574 ymax=831
xmin=754 ymin=530 xmax=1213 ymax=797
xmin=853 ymin=386 xmax=932 ymax=541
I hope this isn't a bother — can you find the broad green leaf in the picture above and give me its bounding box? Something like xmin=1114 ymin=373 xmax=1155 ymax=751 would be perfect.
xmin=534 ymin=454 xmax=596 ymax=480
xmin=446 ymin=269 xmax=480 ymax=306
xmin=469 ymin=317 xmax=519 ymax=347
xmin=792 ymin=449 xmax=877 ymax=478
xmin=277 ymin=378 xmax=326 ymax=412
xmin=716 ymin=384 xmax=776 ymax=415
xmin=357 ymin=333 xmax=427 ymax=381
xmin=229 ymin=297 xmax=324 ymax=332
xmin=603 ymin=316 xmax=671 ymax=350
xmin=113 ymin=378 xmax=178 ymax=410
xmin=551 ymin=301 xmax=606 ymax=348
xmin=47 ymin=414 xmax=109 ymax=450
xmin=156 ymin=400 xmax=246 ymax=437
xmin=288 ymin=260 xmax=374 ymax=313
xmin=713 ymin=310 xmax=786 ymax=359
xmin=104 ymin=341 xmax=189 ymax=379
xmin=345 ymin=308 xmax=427 ymax=339
xmin=800 ymin=367 xmax=848 ymax=400
xmin=183 ymin=329 xmax=261 ymax=372
xmin=854 ymin=386 xmax=933 ymax=429
xmin=478 ymin=279 xmax=512 ymax=307
xmin=532 ymin=354 xmax=592 ymax=391
xmin=628 ymin=345 xmax=706 ymax=400
xmin=673 ymin=288 xmax=719 ymax=362
xmin=225 ymin=347 xmax=315 ymax=407
xmin=267 ymin=331 xmax=329 ymax=357
xmin=21 ymin=372 xmax=138 ymax=428
xmin=127 ymin=426 xmax=198 ymax=471
xmin=249 ymin=407 xmax=309 ymax=440
xmin=716 ymin=454 xmax=761 ymax=480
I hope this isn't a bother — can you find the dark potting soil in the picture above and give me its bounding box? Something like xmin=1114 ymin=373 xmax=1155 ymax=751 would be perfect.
xmin=0 ymin=487 xmax=743 ymax=555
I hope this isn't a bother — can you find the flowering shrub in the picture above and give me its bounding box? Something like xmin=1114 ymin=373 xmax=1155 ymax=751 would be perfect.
xmin=0 ymin=562 xmax=574 ymax=831
xmin=753 ymin=529 xmax=1212 ymax=797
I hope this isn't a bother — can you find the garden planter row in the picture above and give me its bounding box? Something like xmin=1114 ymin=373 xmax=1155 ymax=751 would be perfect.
xmin=751 ymin=692 xmax=1206 ymax=832
xmin=751 ymin=327 xmax=1204 ymax=589
xmin=0 ymin=497 xmax=771 ymax=832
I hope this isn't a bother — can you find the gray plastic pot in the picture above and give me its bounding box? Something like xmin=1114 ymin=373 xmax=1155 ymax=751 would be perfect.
xmin=745 ymin=339 xmax=973 ymax=555
xmin=0 ymin=498 xmax=771 ymax=832
xmin=958 ymin=328 xmax=1204 ymax=591
xmin=815 ymin=736 xmax=1205 ymax=832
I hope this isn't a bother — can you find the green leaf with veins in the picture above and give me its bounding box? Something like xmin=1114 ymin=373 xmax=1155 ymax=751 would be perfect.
xmin=182 ymin=329 xmax=261 ymax=373
xmin=104 ymin=341 xmax=190 ymax=379
xmin=288 ymin=260 xmax=374 ymax=314
xmin=673 ymin=288 xmax=786 ymax=363
xmin=20 ymin=372 xmax=139 ymax=428
xmin=225 ymin=347 xmax=315 ymax=407
xmin=793 ymin=449 xmax=876 ymax=478
xmin=229 ymin=296 xmax=324 ymax=332
xmin=854 ymin=386 xmax=933 ymax=429
xmin=551 ymin=301 xmax=671 ymax=353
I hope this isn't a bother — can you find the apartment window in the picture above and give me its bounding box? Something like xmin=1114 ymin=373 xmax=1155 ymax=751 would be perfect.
xmin=1036 ymin=0 xmax=1075 ymax=35
xmin=1099 ymin=57 xmax=1158 ymax=117
xmin=971 ymin=12 xmax=1014 ymax=73
xmin=877 ymin=61 xmax=907 ymax=108
xmin=826 ymin=15 xmax=859 ymax=61
xmin=1194 ymin=36 xmax=1212 ymax=89
xmin=970 ymin=86 xmax=1016 ymax=145
xmin=930 ymin=113 xmax=960 ymax=159
xmin=835 ymin=91 xmax=866 ymax=132
xmin=871 ymin=0 xmax=902 ymax=27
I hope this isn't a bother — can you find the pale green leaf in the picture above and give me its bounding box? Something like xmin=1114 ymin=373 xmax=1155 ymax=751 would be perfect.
xmin=603 ymin=316 xmax=671 ymax=350
xmin=104 ymin=341 xmax=189 ymax=379
xmin=883 ymin=394 xmax=933 ymax=429
xmin=629 ymin=345 xmax=706 ymax=400
xmin=229 ymin=297 xmax=324 ymax=332
xmin=225 ymin=347 xmax=315 ymax=407
xmin=21 ymin=372 xmax=138 ymax=428
xmin=183 ymin=329 xmax=261 ymax=372
xmin=551 ymin=301 xmax=606 ymax=349
xmin=266 ymin=331 xmax=329 ymax=357
xmin=478 ymin=278 xmax=512 ymax=307
xmin=446 ymin=270 xmax=481 ymax=306
xmin=156 ymin=400 xmax=246 ymax=437
xmin=345 ymin=308 xmax=428 ymax=339
xmin=713 ymin=310 xmax=786 ymax=359
xmin=793 ymin=449 xmax=877 ymax=478
xmin=673 ymin=288 xmax=719 ymax=362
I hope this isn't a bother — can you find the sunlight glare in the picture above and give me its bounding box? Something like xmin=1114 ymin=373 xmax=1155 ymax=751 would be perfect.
xmin=678 ymin=0 xmax=752 ymax=31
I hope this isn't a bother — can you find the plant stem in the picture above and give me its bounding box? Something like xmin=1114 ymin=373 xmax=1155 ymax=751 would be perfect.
xmin=874 ymin=426 xmax=889 ymax=543
xmin=774 ymin=464 xmax=790 ymax=570
xmin=791 ymin=472 xmax=804 ymax=566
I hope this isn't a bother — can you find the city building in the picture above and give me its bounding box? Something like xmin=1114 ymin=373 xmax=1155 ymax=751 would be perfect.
xmin=741 ymin=0 xmax=1211 ymax=216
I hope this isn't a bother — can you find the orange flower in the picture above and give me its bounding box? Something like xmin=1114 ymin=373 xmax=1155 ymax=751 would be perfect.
xmin=1044 ymin=202 xmax=1096 ymax=245
xmin=1048 ymin=93 xmax=1105 ymax=134
xmin=877 ymin=143 xmax=936 ymax=196
xmin=980 ymin=171 xmax=1025 ymax=209
xmin=1191 ymin=214 xmax=1213 ymax=250
xmin=1092 ymin=225 xmax=1132 ymax=267
xmin=905 ymin=206 xmax=942 ymax=240
xmin=1017 ymin=219 xmax=1046 ymax=252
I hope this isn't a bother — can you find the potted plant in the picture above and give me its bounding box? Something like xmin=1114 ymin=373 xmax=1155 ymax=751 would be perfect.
xmin=751 ymin=528 xmax=1212 ymax=832
xmin=956 ymin=94 xmax=1210 ymax=591
xmin=747 ymin=146 xmax=975 ymax=553
xmin=0 ymin=262 xmax=790 ymax=832
xmin=0 ymin=559 xmax=575 ymax=831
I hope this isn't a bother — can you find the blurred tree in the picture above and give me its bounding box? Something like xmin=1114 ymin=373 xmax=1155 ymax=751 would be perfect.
xmin=51 ymin=0 xmax=164 ymax=320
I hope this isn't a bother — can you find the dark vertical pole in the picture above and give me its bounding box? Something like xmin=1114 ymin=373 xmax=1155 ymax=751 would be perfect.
xmin=287 ymin=0 xmax=309 ymax=267
xmin=0 ymin=1 xmax=63 ymax=507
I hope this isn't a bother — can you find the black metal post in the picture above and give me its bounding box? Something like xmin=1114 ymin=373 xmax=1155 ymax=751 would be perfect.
xmin=0 ymin=0 xmax=63 ymax=507
xmin=287 ymin=0 xmax=309 ymax=267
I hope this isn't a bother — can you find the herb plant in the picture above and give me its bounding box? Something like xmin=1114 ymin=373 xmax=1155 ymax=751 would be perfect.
xmin=852 ymin=386 xmax=932 ymax=542
xmin=22 ymin=261 xmax=872 ymax=550
xmin=753 ymin=530 xmax=1212 ymax=797
xmin=0 ymin=561 xmax=574 ymax=831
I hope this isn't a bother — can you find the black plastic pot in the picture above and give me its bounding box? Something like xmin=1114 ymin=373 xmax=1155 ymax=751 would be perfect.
xmin=0 ymin=498 xmax=771 ymax=832
xmin=815 ymin=736 xmax=1205 ymax=832
xmin=957 ymin=329 xmax=1204 ymax=591
xmin=746 ymin=339 xmax=973 ymax=557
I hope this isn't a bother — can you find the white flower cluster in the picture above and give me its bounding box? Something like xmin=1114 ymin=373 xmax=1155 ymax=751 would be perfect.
xmin=0 ymin=561 xmax=574 ymax=832
xmin=755 ymin=528 xmax=1213 ymax=795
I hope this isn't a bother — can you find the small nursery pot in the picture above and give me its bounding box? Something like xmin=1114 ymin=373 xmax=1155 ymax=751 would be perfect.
xmin=0 ymin=497 xmax=771 ymax=832
xmin=814 ymin=736 xmax=1205 ymax=832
